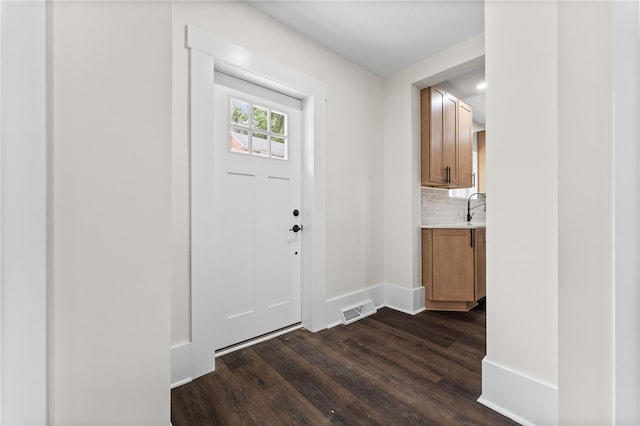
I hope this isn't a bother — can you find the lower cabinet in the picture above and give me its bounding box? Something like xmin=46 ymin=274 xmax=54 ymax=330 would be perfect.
xmin=474 ymin=228 xmax=486 ymax=300
xmin=422 ymin=228 xmax=486 ymax=311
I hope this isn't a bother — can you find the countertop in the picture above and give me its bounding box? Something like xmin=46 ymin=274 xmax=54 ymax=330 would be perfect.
xmin=421 ymin=223 xmax=486 ymax=229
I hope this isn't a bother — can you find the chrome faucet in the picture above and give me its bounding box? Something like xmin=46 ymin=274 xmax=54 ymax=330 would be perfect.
xmin=467 ymin=192 xmax=486 ymax=222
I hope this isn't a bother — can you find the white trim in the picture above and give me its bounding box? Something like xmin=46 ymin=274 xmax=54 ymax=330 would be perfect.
xmin=478 ymin=396 xmax=535 ymax=426
xmin=171 ymin=378 xmax=192 ymax=391
xmin=383 ymin=284 xmax=425 ymax=315
xmin=215 ymin=324 xmax=303 ymax=358
xmin=187 ymin=25 xmax=327 ymax=380
xmin=170 ymin=342 xmax=192 ymax=389
xmin=0 ymin=1 xmax=48 ymax=424
xmin=479 ymin=357 xmax=558 ymax=426
xmin=214 ymin=71 xmax=302 ymax=110
xmin=189 ymin=47 xmax=217 ymax=379
xmin=1 ymin=4 xmax=4 ymax=419
xmin=612 ymin=1 xmax=640 ymax=423
xmin=171 ymin=283 xmax=429 ymax=385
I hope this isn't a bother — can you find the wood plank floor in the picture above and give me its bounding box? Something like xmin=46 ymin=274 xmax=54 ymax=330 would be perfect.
xmin=171 ymin=302 xmax=518 ymax=425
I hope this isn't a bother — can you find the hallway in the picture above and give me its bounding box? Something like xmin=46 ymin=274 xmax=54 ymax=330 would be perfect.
xmin=172 ymin=304 xmax=516 ymax=424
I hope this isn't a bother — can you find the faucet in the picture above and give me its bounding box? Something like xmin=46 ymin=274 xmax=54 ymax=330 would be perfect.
xmin=467 ymin=192 xmax=486 ymax=222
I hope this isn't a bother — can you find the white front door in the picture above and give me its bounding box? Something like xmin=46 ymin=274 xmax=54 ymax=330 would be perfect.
xmin=212 ymin=74 xmax=303 ymax=350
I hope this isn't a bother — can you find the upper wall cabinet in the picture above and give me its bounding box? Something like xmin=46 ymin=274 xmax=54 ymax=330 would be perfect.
xmin=477 ymin=130 xmax=486 ymax=192
xmin=421 ymin=86 xmax=473 ymax=188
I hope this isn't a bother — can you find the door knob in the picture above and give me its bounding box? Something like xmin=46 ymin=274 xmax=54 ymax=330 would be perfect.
xmin=289 ymin=224 xmax=302 ymax=233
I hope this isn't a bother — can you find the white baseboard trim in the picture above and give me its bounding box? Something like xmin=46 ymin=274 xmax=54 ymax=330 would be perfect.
xmin=478 ymin=396 xmax=533 ymax=426
xmin=479 ymin=357 xmax=558 ymax=426
xmin=171 ymin=342 xmax=193 ymax=389
xmin=171 ymin=284 xmax=427 ymax=387
xmin=384 ymin=284 xmax=425 ymax=314
xmin=324 ymin=284 xmax=386 ymax=328
xmin=324 ymin=283 xmax=426 ymax=328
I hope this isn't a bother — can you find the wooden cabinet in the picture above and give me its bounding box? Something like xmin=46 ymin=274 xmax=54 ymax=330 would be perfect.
xmin=477 ymin=130 xmax=486 ymax=193
xmin=422 ymin=228 xmax=486 ymax=311
xmin=421 ymin=86 xmax=473 ymax=188
xmin=474 ymin=228 xmax=486 ymax=299
xmin=421 ymin=87 xmax=457 ymax=185
xmin=457 ymin=101 xmax=473 ymax=188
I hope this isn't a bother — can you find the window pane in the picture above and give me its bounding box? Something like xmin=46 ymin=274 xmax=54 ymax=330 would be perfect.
xmin=252 ymin=132 xmax=269 ymax=157
xmin=271 ymin=136 xmax=287 ymax=159
xmin=271 ymin=111 xmax=286 ymax=135
xmin=252 ymin=106 xmax=268 ymax=131
xmin=228 ymin=99 xmax=290 ymax=161
xmin=230 ymin=127 xmax=249 ymax=154
xmin=230 ymin=100 xmax=249 ymax=126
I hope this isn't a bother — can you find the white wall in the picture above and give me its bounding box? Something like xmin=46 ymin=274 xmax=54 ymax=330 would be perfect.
xmin=485 ymin=0 xmax=559 ymax=388
xmin=36 ymin=0 xmax=640 ymax=422
xmin=382 ymin=35 xmax=484 ymax=290
xmin=171 ymin=2 xmax=384 ymax=345
xmin=613 ymin=1 xmax=640 ymax=423
xmin=0 ymin=1 xmax=48 ymax=424
xmin=557 ymin=2 xmax=615 ymax=423
xmin=484 ymin=1 xmax=639 ymax=423
xmin=49 ymin=2 xmax=172 ymax=424
xmin=483 ymin=2 xmax=560 ymax=423
xmin=482 ymin=2 xmax=560 ymax=423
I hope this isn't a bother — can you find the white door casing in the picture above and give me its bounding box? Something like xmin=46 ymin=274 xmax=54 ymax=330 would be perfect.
xmin=0 ymin=1 xmax=48 ymax=424
xmin=212 ymin=78 xmax=302 ymax=350
xmin=188 ymin=25 xmax=328 ymax=379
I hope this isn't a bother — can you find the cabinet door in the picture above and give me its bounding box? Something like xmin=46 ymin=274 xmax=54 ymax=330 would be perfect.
xmin=431 ymin=229 xmax=475 ymax=301
xmin=443 ymin=92 xmax=458 ymax=185
xmin=474 ymin=228 xmax=486 ymax=300
xmin=421 ymin=87 xmax=471 ymax=188
xmin=457 ymin=100 xmax=473 ymax=188
xmin=477 ymin=130 xmax=486 ymax=193
xmin=421 ymin=87 xmax=447 ymax=185
xmin=421 ymin=229 xmax=433 ymax=296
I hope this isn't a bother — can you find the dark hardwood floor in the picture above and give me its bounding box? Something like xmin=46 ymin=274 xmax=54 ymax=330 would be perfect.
xmin=172 ymin=302 xmax=517 ymax=425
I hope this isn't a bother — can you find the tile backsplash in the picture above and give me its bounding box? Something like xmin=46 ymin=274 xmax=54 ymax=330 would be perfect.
xmin=421 ymin=187 xmax=486 ymax=225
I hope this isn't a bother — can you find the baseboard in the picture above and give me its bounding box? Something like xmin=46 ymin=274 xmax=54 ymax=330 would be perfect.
xmin=171 ymin=342 xmax=193 ymax=389
xmin=479 ymin=357 xmax=558 ymax=425
xmin=324 ymin=284 xmax=385 ymax=328
xmin=324 ymin=283 xmax=426 ymax=329
xmin=172 ymin=284 xmax=426 ymax=386
xmin=383 ymin=284 xmax=425 ymax=314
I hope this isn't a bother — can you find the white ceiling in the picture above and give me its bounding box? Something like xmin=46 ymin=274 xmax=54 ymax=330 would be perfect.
xmin=248 ymin=1 xmax=484 ymax=77
xmin=247 ymin=0 xmax=486 ymax=126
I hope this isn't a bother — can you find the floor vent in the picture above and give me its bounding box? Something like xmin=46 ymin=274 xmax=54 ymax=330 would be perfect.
xmin=340 ymin=300 xmax=377 ymax=325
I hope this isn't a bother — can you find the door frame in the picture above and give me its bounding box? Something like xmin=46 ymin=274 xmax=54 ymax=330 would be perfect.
xmin=0 ymin=0 xmax=48 ymax=423
xmin=187 ymin=25 xmax=328 ymax=379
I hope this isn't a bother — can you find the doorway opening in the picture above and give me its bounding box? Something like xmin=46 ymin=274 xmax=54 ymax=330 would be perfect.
xmin=187 ymin=25 xmax=328 ymax=379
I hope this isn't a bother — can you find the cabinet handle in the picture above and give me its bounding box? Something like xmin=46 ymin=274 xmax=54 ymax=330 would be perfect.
xmin=472 ymin=172 xmax=476 ymax=187
xmin=445 ymin=166 xmax=451 ymax=183
xmin=470 ymin=229 xmax=474 ymax=247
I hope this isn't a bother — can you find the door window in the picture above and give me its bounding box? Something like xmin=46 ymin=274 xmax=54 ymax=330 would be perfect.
xmin=229 ymin=98 xmax=288 ymax=160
